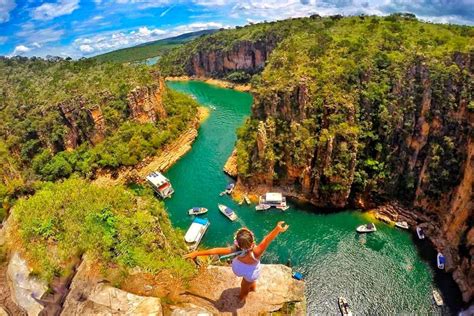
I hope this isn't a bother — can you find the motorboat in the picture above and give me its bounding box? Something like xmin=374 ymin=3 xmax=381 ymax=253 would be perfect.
xmin=146 ymin=171 xmax=174 ymax=199
xmin=218 ymin=204 xmax=238 ymax=221
xmin=432 ymin=289 xmax=444 ymax=306
xmin=255 ymin=204 xmax=271 ymax=211
xmin=188 ymin=207 xmax=208 ymax=216
xmin=437 ymin=252 xmax=445 ymax=270
xmin=220 ymin=183 xmax=235 ymax=196
xmin=416 ymin=226 xmax=425 ymax=239
xmin=395 ymin=221 xmax=409 ymax=230
xmin=338 ymin=297 xmax=353 ymax=316
xmin=184 ymin=217 xmax=210 ymax=250
xmin=356 ymin=223 xmax=377 ymax=233
xmin=259 ymin=192 xmax=288 ymax=210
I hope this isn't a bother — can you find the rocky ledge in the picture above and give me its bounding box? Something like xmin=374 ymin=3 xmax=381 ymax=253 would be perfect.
xmin=178 ymin=264 xmax=305 ymax=315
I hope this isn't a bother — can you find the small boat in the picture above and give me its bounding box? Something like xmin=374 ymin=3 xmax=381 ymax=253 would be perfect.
xmin=338 ymin=297 xmax=353 ymax=316
xmin=238 ymin=198 xmax=244 ymax=205
xmin=416 ymin=226 xmax=425 ymax=239
xmin=432 ymin=289 xmax=444 ymax=306
xmin=259 ymin=192 xmax=288 ymax=209
xmin=292 ymin=272 xmax=303 ymax=280
xmin=218 ymin=204 xmax=238 ymax=221
xmin=188 ymin=207 xmax=208 ymax=216
xmin=277 ymin=205 xmax=290 ymax=211
xmin=226 ymin=183 xmax=235 ymax=194
xmin=437 ymin=252 xmax=445 ymax=270
xmin=255 ymin=204 xmax=271 ymax=211
xmin=395 ymin=221 xmax=409 ymax=230
xmin=244 ymin=194 xmax=251 ymax=205
xmin=356 ymin=223 xmax=377 ymax=233
xmin=146 ymin=171 xmax=174 ymax=199
xmin=184 ymin=217 xmax=210 ymax=251
xmin=209 ymin=105 xmax=216 ymax=110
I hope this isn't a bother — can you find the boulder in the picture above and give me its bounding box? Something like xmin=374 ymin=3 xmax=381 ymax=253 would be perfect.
xmin=170 ymin=303 xmax=213 ymax=316
xmin=182 ymin=264 xmax=305 ymax=315
xmin=7 ymin=252 xmax=48 ymax=316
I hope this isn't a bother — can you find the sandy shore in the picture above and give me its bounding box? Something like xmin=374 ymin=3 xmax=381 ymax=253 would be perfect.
xmin=166 ymin=76 xmax=251 ymax=92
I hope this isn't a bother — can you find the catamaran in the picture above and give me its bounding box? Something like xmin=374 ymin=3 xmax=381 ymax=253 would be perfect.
xmin=257 ymin=192 xmax=289 ymax=210
xmin=356 ymin=223 xmax=377 ymax=233
xmin=184 ymin=217 xmax=210 ymax=251
xmin=146 ymin=171 xmax=174 ymax=199
xmin=188 ymin=207 xmax=208 ymax=216
xmin=218 ymin=204 xmax=238 ymax=221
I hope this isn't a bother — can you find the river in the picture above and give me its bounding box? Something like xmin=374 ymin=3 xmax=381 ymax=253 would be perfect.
xmin=164 ymin=80 xmax=462 ymax=315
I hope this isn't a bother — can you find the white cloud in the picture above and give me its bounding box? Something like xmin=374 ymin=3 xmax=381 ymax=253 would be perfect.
xmin=31 ymin=0 xmax=80 ymax=21
xmin=73 ymin=22 xmax=226 ymax=56
xmin=193 ymin=0 xmax=228 ymax=6
xmin=79 ymin=44 xmax=94 ymax=53
xmin=17 ymin=23 xmax=64 ymax=44
xmin=0 ymin=0 xmax=16 ymax=23
xmin=10 ymin=45 xmax=31 ymax=56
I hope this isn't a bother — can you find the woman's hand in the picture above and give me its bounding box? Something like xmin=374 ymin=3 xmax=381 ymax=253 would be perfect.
xmin=184 ymin=252 xmax=198 ymax=259
xmin=275 ymin=221 xmax=289 ymax=233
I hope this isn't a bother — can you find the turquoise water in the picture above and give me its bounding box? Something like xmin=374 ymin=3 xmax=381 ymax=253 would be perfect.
xmin=164 ymin=81 xmax=457 ymax=315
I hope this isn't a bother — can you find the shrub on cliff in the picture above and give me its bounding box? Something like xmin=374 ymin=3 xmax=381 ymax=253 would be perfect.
xmin=9 ymin=178 xmax=194 ymax=282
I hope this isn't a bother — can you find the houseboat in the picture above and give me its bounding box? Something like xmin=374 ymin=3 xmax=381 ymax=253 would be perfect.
xmin=146 ymin=171 xmax=174 ymax=199
xmin=258 ymin=192 xmax=289 ymax=210
xmin=184 ymin=217 xmax=210 ymax=251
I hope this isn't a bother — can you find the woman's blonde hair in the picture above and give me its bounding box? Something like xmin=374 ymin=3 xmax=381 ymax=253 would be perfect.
xmin=235 ymin=228 xmax=255 ymax=250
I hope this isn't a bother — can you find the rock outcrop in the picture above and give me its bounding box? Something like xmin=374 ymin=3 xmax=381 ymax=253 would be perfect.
xmin=7 ymin=252 xmax=48 ymax=315
xmin=128 ymin=77 xmax=167 ymax=123
xmin=181 ymin=264 xmax=305 ymax=315
xmin=223 ymin=149 xmax=238 ymax=178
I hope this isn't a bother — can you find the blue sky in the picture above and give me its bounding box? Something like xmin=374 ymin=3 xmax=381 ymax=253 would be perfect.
xmin=1 ymin=0 xmax=473 ymax=58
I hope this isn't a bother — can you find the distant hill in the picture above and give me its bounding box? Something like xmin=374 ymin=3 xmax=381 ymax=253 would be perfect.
xmin=91 ymin=29 xmax=218 ymax=63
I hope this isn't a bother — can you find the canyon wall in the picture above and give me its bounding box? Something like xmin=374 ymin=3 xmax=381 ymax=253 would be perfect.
xmin=238 ymin=52 xmax=473 ymax=302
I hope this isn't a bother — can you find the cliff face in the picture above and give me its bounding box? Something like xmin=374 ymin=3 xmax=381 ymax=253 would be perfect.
xmin=184 ymin=39 xmax=278 ymax=78
xmin=238 ymin=52 xmax=473 ymax=301
xmin=53 ymin=78 xmax=167 ymax=152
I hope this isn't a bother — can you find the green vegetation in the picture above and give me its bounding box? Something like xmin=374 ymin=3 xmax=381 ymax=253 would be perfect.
xmin=199 ymin=14 xmax=473 ymax=199
xmin=10 ymin=178 xmax=194 ymax=282
xmin=91 ymin=29 xmax=217 ymax=64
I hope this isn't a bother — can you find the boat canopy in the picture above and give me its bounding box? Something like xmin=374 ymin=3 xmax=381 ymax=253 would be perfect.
xmin=226 ymin=183 xmax=235 ymax=190
xmin=265 ymin=192 xmax=283 ymax=203
xmin=438 ymin=254 xmax=445 ymax=263
xmin=192 ymin=207 xmax=200 ymax=211
xmin=184 ymin=218 xmax=209 ymax=243
xmin=146 ymin=172 xmax=170 ymax=188
xmin=225 ymin=207 xmax=234 ymax=215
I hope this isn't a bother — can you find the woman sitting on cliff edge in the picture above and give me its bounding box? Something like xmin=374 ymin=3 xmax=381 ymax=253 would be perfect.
xmin=185 ymin=221 xmax=289 ymax=302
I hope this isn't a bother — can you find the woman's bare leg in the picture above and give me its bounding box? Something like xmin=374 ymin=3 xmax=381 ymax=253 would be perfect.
xmin=249 ymin=281 xmax=257 ymax=292
xmin=239 ymin=278 xmax=252 ymax=301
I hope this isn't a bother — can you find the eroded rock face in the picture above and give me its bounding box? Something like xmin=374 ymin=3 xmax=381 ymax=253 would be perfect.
xmin=7 ymin=252 xmax=48 ymax=316
xmin=185 ymin=39 xmax=278 ymax=78
xmin=181 ymin=264 xmax=305 ymax=315
xmin=127 ymin=77 xmax=167 ymax=123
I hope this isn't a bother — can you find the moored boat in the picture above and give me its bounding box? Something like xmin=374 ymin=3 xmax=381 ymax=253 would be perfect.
xmin=244 ymin=194 xmax=251 ymax=204
xmin=437 ymin=252 xmax=445 ymax=270
xmin=255 ymin=204 xmax=271 ymax=211
xmin=220 ymin=183 xmax=235 ymax=196
xmin=146 ymin=171 xmax=174 ymax=199
xmin=218 ymin=204 xmax=238 ymax=221
xmin=432 ymin=289 xmax=444 ymax=306
xmin=416 ymin=226 xmax=425 ymax=239
xmin=356 ymin=223 xmax=376 ymax=233
xmin=259 ymin=192 xmax=288 ymax=210
xmin=338 ymin=297 xmax=353 ymax=316
xmin=395 ymin=221 xmax=409 ymax=230
xmin=184 ymin=217 xmax=210 ymax=250
xmin=188 ymin=207 xmax=208 ymax=216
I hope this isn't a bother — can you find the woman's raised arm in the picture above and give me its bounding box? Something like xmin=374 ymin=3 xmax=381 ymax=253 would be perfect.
xmin=253 ymin=221 xmax=289 ymax=258
xmin=185 ymin=247 xmax=233 ymax=259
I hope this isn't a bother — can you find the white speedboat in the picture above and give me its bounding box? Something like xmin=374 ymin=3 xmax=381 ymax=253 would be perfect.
xmin=395 ymin=221 xmax=409 ymax=230
xmin=356 ymin=223 xmax=376 ymax=233
xmin=416 ymin=226 xmax=425 ymax=239
xmin=184 ymin=217 xmax=210 ymax=250
xmin=432 ymin=289 xmax=444 ymax=306
xmin=437 ymin=252 xmax=445 ymax=270
xmin=338 ymin=297 xmax=353 ymax=316
xmin=218 ymin=204 xmax=238 ymax=221
xmin=188 ymin=207 xmax=208 ymax=216
xmin=255 ymin=204 xmax=271 ymax=211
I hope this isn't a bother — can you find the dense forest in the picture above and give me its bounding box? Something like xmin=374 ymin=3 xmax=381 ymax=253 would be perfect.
xmin=0 ymin=57 xmax=198 ymax=222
